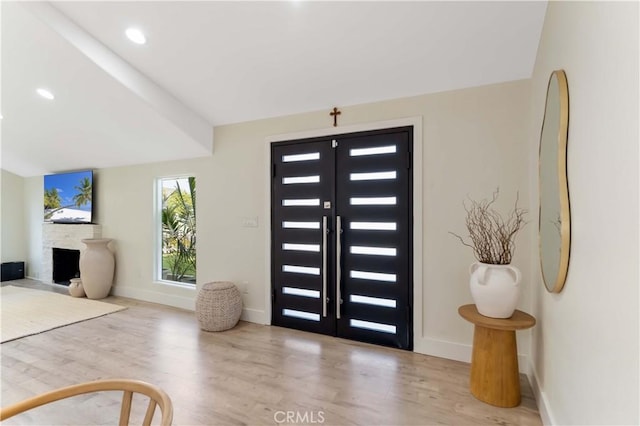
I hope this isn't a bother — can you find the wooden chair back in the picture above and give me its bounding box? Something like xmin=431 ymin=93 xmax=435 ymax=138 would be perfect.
xmin=0 ymin=379 xmax=173 ymax=426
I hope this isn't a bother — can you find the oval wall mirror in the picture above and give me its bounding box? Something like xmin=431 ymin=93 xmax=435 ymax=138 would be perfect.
xmin=539 ymin=69 xmax=570 ymax=293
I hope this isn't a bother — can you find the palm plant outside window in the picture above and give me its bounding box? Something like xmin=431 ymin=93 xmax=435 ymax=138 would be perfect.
xmin=158 ymin=177 xmax=196 ymax=285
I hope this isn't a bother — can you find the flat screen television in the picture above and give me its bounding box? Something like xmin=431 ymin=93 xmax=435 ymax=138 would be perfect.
xmin=44 ymin=170 xmax=93 ymax=224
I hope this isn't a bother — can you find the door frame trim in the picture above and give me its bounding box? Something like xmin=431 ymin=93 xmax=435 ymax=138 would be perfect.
xmin=264 ymin=117 xmax=424 ymax=348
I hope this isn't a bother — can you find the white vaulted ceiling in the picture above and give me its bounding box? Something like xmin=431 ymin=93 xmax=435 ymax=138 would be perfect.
xmin=1 ymin=1 xmax=547 ymax=177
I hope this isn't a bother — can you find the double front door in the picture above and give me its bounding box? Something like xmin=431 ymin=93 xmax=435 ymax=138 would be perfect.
xmin=271 ymin=127 xmax=413 ymax=350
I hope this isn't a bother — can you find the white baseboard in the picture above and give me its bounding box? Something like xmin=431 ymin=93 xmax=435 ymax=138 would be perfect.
xmin=414 ymin=336 xmax=530 ymax=374
xmin=528 ymin=361 xmax=555 ymax=425
xmin=110 ymin=285 xmax=267 ymax=326
xmin=414 ymin=336 xmax=471 ymax=362
xmin=241 ymin=308 xmax=267 ymax=324
xmin=111 ymin=286 xmax=196 ymax=311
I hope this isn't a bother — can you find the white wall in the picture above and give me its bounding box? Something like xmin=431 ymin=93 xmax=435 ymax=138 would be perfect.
xmin=23 ymin=79 xmax=532 ymax=363
xmin=528 ymin=2 xmax=639 ymax=425
xmin=1 ymin=169 xmax=27 ymax=263
xmin=23 ymin=176 xmax=43 ymax=279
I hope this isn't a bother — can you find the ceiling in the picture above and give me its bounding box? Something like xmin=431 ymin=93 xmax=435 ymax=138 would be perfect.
xmin=1 ymin=1 xmax=547 ymax=177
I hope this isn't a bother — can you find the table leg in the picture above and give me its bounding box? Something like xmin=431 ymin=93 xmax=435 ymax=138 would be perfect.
xmin=469 ymin=325 xmax=520 ymax=407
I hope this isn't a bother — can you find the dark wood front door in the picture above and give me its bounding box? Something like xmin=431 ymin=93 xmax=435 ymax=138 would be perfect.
xmin=271 ymin=127 xmax=413 ymax=350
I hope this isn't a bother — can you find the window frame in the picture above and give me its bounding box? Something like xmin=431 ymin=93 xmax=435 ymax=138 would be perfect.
xmin=154 ymin=175 xmax=197 ymax=288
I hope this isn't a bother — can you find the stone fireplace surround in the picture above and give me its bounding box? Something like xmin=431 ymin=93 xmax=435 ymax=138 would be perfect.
xmin=42 ymin=224 xmax=102 ymax=284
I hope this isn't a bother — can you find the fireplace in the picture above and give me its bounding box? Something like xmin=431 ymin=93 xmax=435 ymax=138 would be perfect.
xmin=42 ymin=224 xmax=102 ymax=284
xmin=52 ymin=248 xmax=80 ymax=285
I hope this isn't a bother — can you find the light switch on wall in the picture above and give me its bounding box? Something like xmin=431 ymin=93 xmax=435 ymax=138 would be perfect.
xmin=241 ymin=217 xmax=259 ymax=228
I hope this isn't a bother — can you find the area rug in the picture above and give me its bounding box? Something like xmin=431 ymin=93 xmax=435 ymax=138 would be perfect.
xmin=1 ymin=285 xmax=126 ymax=343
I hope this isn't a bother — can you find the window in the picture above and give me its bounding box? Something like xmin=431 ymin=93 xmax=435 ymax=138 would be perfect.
xmin=156 ymin=176 xmax=196 ymax=285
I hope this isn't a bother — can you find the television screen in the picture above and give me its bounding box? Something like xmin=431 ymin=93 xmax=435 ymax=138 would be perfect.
xmin=44 ymin=170 xmax=93 ymax=223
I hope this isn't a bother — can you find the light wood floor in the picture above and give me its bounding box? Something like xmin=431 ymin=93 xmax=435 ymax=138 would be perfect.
xmin=1 ymin=279 xmax=541 ymax=425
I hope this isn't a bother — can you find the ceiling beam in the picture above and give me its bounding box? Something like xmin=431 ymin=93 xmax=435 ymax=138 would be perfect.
xmin=22 ymin=2 xmax=213 ymax=153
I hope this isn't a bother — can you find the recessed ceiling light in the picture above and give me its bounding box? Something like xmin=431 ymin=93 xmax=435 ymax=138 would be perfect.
xmin=37 ymin=88 xmax=55 ymax=100
xmin=126 ymin=28 xmax=146 ymax=45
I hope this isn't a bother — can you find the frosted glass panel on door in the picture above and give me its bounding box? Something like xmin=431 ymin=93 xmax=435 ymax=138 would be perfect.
xmin=350 ymin=294 xmax=397 ymax=308
xmin=350 ymin=319 xmax=397 ymax=334
xmin=282 ymin=199 xmax=320 ymax=207
xmin=350 ymin=222 xmax=397 ymax=231
xmin=283 ymin=287 xmax=321 ymax=298
xmin=283 ymin=265 xmax=320 ymax=275
xmin=283 ymin=243 xmax=320 ymax=252
xmin=350 ymin=197 xmax=397 ymax=206
xmin=350 ymin=246 xmax=397 ymax=256
xmin=350 ymin=270 xmax=397 ymax=282
xmin=282 ymin=152 xmax=320 ymax=162
xmin=283 ymin=309 xmax=320 ymax=321
xmin=282 ymin=221 xmax=320 ymax=229
xmin=350 ymin=145 xmax=396 ymax=157
xmin=350 ymin=171 xmax=396 ymax=181
xmin=283 ymin=176 xmax=320 ymax=184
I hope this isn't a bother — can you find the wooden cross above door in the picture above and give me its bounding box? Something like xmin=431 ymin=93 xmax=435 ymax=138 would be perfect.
xmin=330 ymin=107 xmax=341 ymax=127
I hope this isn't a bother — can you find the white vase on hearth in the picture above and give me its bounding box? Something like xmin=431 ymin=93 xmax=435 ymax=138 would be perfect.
xmin=80 ymin=238 xmax=115 ymax=299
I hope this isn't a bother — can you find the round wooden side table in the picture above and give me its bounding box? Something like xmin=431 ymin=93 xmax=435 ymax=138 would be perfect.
xmin=458 ymin=304 xmax=536 ymax=407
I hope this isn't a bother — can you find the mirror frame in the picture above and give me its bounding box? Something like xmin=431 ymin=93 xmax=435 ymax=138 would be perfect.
xmin=539 ymin=69 xmax=570 ymax=293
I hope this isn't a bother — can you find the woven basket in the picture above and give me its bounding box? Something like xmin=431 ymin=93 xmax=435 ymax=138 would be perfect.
xmin=196 ymin=281 xmax=242 ymax=331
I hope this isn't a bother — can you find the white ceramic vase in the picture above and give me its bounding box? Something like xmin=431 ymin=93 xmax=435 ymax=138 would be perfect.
xmin=80 ymin=238 xmax=115 ymax=299
xmin=469 ymin=262 xmax=521 ymax=318
xmin=68 ymin=278 xmax=85 ymax=298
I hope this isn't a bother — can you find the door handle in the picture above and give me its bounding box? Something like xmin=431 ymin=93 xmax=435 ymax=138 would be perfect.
xmin=336 ymin=215 xmax=342 ymax=319
xmin=322 ymin=216 xmax=328 ymax=318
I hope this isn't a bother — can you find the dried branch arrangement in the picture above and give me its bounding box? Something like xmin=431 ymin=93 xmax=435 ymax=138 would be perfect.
xmin=450 ymin=189 xmax=528 ymax=265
